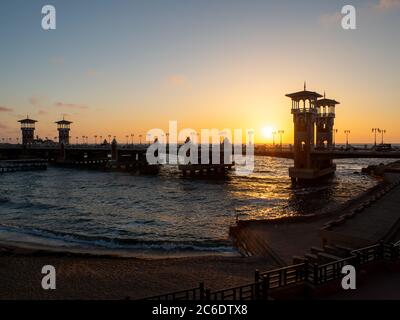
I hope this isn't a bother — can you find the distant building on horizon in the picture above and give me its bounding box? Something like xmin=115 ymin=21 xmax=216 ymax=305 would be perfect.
xmin=55 ymin=118 xmax=72 ymax=145
xmin=18 ymin=117 xmax=37 ymax=145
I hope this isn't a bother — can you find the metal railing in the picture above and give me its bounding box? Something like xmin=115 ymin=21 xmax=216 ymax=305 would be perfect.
xmin=143 ymin=241 xmax=400 ymax=301
xmin=144 ymin=283 xmax=205 ymax=301
xmin=259 ymin=263 xmax=306 ymax=289
xmin=206 ymin=281 xmax=267 ymax=301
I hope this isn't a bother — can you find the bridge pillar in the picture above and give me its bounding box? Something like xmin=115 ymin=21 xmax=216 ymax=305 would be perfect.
xmin=59 ymin=142 xmax=66 ymax=162
xmin=111 ymin=138 xmax=118 ymax=161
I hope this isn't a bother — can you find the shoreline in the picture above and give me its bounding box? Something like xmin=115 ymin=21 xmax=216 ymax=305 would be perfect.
xmin=0 ymin=238 xmax=239 ymax=260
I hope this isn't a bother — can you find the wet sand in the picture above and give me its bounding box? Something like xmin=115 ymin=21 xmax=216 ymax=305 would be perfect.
xmin=0 ymin=245 xmax=276 ymax=300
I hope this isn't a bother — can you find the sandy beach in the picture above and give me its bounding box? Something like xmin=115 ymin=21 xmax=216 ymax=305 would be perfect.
xmin=0 ymin=245 xmax=277 ymax=300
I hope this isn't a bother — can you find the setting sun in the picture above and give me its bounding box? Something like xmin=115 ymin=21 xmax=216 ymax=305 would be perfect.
xmin=262 ymin=126 xmax=275 ymax=140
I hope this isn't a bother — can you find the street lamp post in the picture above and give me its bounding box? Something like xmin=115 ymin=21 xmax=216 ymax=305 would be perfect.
xmin=381 ymin=129 xmax=386 ymax=145
xmin=131 ymin=134 xmax=134 ymax=146
xmin=139 ymin=134 xmax=142 ymax=145
xmin=372 ymin=128 xmax=380 ymax=147
xmin=272 ymin=131 xmax=277 ymax=147
xmin=278 ymin=130 xmax=284 ymax=148
xmin=333 ymin=129 xmax=338 ymax=148
xmin=344 ymin=130 xmax=351 ymax=149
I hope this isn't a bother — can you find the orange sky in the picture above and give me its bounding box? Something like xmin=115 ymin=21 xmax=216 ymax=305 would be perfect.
xmin=1 ymin=1 xmax=399 ymax=144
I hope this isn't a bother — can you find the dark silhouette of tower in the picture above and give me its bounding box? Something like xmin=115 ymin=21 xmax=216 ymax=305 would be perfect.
xmin=18 ymin=117 xmax=37 ymax=145
xmin=286 ymin=84 xmax=340 ymax=182
xmin=316 ymin=93 xmax=340 ymax=149
xmin=55 ymin=118 xmax=72 ymax=145
xmin=286 ymin=84 xmax=322 ymax=181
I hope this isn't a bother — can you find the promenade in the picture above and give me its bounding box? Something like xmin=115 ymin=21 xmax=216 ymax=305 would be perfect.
xmin=231 ymin=168 xmax=400 ymax=265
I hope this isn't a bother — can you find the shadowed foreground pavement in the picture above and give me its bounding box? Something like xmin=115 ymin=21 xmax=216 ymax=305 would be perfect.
xmin=326 ymin=268 xmax=400 ymax=300
xmin=0 ymin=252 xmax=276 ymax=300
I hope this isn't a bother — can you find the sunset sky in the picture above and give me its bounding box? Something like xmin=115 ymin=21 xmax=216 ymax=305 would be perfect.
xmin=0 ymin=0 xmax=400 ymax=144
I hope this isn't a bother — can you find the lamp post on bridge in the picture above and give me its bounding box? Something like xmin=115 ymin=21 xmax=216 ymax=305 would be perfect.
xmin=344 ymin=130 xmax=351 ymax=149
xmin=139 ymin=134 xmax=142 ymax=145
xmin=272 ymin=131 xmax=277 ymax=147
xmin=372 ymin=128 xmax=380 ymax=147
xmin=131 ymin=134 xmax=134 ymax=146
xmin=333 ymin=129 xmax=338 ymax=149
xmin=278 ymin=130 xmax=284 ymax=148
xmin=381 ymin=129 xmax=386 ymax=145
xmin=94 ymin=135 xmax=98 ymax=145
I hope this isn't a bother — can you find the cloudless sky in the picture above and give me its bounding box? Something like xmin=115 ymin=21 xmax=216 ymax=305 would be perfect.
xmin=0 ymin=0 xmax=399 ymax=143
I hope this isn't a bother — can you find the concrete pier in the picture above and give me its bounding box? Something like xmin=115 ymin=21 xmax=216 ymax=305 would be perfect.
xmin=0 ymin=159 xmax=47 ymax=173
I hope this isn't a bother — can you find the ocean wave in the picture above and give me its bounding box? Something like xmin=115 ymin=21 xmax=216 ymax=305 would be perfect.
xmin=0 ymin=197 xmax=10 ymax=204
xmin=0 ymin=224 xmax=234 ymax=253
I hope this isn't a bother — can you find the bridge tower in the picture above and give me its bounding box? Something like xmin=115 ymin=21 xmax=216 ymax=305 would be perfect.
xmin=286 ymin=84 xmax=336 ymax=181
xmin=55 ymin=118 xmax=72 ymax=145
xmin=316 ymin=93 xmax=340 ymax=149
xmin=18 ymin=117 xmax=37 ymax=145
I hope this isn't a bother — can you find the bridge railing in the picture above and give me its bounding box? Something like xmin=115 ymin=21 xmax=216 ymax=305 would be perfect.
xmin=206 ymin=281 xmax=267 ymax=301
xmin=258 ymin=263 xmax=306 ymax=289
xmin=143 ymin=283 xmax=205 ymax=301
xmin=142 ymin=241 xmax=400 ymax=301
xmin=312 ymin=257 xmax=354 ymax=285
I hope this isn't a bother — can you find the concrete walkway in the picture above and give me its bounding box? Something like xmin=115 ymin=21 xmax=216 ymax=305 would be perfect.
xmin=232 ymin=173 xmax=400 ymax=265
xmin=330 ymin=184 xmax=400 ymax=245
